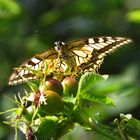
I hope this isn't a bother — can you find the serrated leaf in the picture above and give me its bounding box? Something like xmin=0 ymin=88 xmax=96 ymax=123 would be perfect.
xmin=80 ymin=92 xmax=115 ymax=106
xmin=77 ymin=73 xmax=114 ymax=105
xmin=76 ymin=73 xmax=114 ymax=105
xmin=77 ymin=72 xmax=105 ymax=95
xmin=62 ymin=97 xmax=75 ymax=104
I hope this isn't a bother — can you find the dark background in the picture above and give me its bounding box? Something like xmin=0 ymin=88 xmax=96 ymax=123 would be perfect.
xmin=0 ymin=0 xmax=140 ymax=140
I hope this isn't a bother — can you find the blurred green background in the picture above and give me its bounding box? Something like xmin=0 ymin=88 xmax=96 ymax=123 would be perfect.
xmin=0 ymin=0 xmax=140 ymax=140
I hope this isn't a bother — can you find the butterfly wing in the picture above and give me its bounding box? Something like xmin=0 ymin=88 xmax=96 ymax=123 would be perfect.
xmin=8 ymin=48 xmax=58 ymax=85
xmin=66 ymin=36 xmax=132 ymax=72
xmin=8 ymin=36 xmax=132 ymax=85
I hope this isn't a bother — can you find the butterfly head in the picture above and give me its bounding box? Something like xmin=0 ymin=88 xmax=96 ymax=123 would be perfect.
xmin=54 ymin=41 xmax=65 ymax=51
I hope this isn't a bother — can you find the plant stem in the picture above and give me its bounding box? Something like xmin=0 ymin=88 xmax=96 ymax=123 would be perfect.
xmin=76 ymin=108 xmax=121 ymax=140
xmin=117 ymin=126 xmax=126 ymax=140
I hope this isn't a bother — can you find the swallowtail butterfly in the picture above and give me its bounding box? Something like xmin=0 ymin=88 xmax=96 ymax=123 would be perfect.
xmin=8 ymin=36 xmax=132 ymax=85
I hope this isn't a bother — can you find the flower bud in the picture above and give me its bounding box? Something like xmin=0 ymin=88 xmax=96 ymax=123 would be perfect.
xmin=34 ymin=116 xmax=58 ymax=139
xmin=62 ymin=77 xmax=78 ymax=97
xmin=45 ymin=78 xmax=63 ymax=96
xmin=39 ymin=90 xmax=64 ymax=114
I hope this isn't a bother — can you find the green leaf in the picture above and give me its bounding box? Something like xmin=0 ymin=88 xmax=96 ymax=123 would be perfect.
xmin=56 ymin=117 xmax=75 ymax=139
xmin=34 ymin=116 xmax=58 ymax=139
xmin=77 ymin=72 xmax=105 ymax=95
xmin=0 ymin=0 xmax=21 ymax=19
xmin=77 ymin=73 xmax=114 ymax=105
xmin=27 ymin=81 xmax=39 ymax=93
xmin=92 ymin=123 xmax=121 ymax=140
xmin=124 ymin=118 xmax=140 ymax=139
xmin=73 ymin=108 xmax=120 ymax=140
xmin=81 ymin=93 xmax=115 ymax=106
xmin=127 ymin=10 xmax=140 ymax=23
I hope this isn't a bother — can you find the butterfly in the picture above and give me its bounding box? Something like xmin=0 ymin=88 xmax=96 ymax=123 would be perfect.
xmin=8 ymin=36 xmax=132 ymax=85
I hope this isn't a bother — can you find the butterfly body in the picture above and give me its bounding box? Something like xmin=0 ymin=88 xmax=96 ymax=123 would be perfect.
xmin=8 ymin=36 xmax=132 ymax=85
xmin=55 ymin=41 xmax=75 ymax=69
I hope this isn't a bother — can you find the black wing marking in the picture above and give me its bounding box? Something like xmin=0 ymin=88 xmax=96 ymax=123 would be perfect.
xmin=8 ymin=48 xmax=58 ymax=85
xmin=67 ymin=37 xmax=132 ymax=71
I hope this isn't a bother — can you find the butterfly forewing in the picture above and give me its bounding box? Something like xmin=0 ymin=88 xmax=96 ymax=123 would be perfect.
xmin=8 ymin=48 xmax=58 ymax=85
xmin=67 ymin=37 xmax=132 ymax=71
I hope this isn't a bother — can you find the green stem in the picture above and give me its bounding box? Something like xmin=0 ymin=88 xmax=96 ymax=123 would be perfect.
xmin=117 ymin=126 xmax=126 ymax=140
xmin=74 ymin=107 xmax=120 ymax=140
xmin=89 ymin=123 xmax=120 ymax=140
xmin=14 ymin=121 xmax=18 ymax=140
